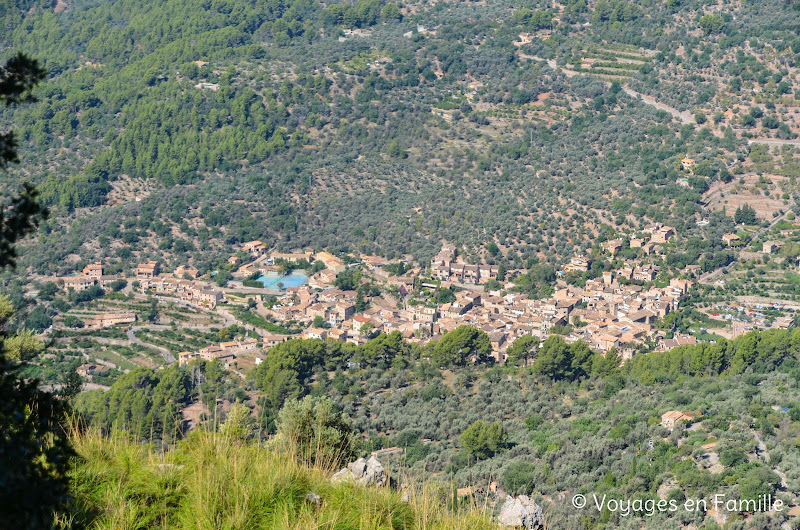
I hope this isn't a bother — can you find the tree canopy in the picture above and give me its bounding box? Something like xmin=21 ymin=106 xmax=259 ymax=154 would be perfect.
xmin=431 ymin=326 xmax=492 ymax=367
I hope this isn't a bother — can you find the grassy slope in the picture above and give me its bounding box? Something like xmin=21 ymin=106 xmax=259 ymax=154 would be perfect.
xmin=60 ymin=429 xmax=497 ymax=529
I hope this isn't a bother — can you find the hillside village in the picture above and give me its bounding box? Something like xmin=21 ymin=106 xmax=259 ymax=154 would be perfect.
xmin=23 ymin=236 xmax=800 ymax=529
xmin=7 ymin=0 xmax=800 ymax=525
xmin=40 ymin=231 xmax=797 ymax=375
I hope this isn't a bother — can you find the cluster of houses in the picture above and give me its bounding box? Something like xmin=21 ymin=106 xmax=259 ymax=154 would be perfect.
xmin=722 ymin=235 xmax=791 ymax=253
xmin=134 ymin=261 xmax=223 ymax=308
xmin=57 ymin=260 xmax=224 ymax=309
xmin=548 ymin=272 xmax=692 ymax=356
xmin=235 ymin=242 xmax=347 ymax=275
xmin=590 ymin=225 xmax=676 ymax=261
xmin=133 ymin=261 xmax=225 ymax=307
xmin=58 ymin=261 xmax=122 ymax=292
xmin=254 ymin=256 xmax=693 ymax=363
xmin=138 ymin=278 xmax=223 ymax=309
xmin=178 ymin=336 xmax=261 ymax=367
xmin=55 ymin=241 xmax=702 ymax=369
xmin=615 ymin=223 xmax=677 ymax=246
xmin=267 ymin=286 xmax=357 ymax=333
xmin=413 ymin=267 xmax=693 ymax=362
xmin=430 ymin=245 xmax=500 ymax=284
xmin=241 ymin=242 xmax=697 ymax=363
xmin=86 ymin=312 xmax=137 ymax=329
xmin=721 ymin=236 xmax=792 ymax=254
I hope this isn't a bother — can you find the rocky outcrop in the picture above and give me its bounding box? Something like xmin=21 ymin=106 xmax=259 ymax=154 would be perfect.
xmin=331 ymin=455 xmax=388 ymax=487
xmin=498 ymin=494 xmax=543 ymax=529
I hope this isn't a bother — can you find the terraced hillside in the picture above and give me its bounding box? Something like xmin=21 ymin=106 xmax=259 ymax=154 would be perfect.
xmin=0 ymin=0 xmax=798 ymax=277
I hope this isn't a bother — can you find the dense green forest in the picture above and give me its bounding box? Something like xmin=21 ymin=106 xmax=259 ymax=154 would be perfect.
xmin=5 ymin=0 xmax=799 ymax=275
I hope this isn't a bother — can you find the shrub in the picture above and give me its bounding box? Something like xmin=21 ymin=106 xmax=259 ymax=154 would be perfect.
xmin=272 ymin=395 xmax=361 ymax=470
xmin=719 ymin=448 xmax=747 ymax=467
xmin=64 ymin=428 xmax=496 ymax=528
xmin=220 ymin=404 xmax=256 ymax=442
xmin=460 ymin=420 xmax=507 ymax=460
xmin=63 ymin=315 xmax=84 ymax=328
xmin=503 ymin=461 xmax=537 ymax=495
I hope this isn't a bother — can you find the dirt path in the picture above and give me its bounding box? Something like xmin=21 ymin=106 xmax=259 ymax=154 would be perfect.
xmin=747 ymin=138 xmax=800 ymax=148
xmin=516 ymin=53 xmax=577 ymax=77
xmin=56 ymin=336 xmax=131 ymax=347
xmin=213 ymin=306 xmax=280 ymax=336
xmin=774 ymin=467 xmax=789 ymax=490
xmin=214 ymin=307 xmax=239 ymax=327
xmin=622 ymin=86 xmax=695 ymax=125
xmin=526 ymin=56 xmax=800 ymax=149
xmin=522 ymin=54 xmax=695 ymax=126
xmin=623 ymin=87 xmax=799 ymax=148
xmin=229 ymin=368 xmax=247 ymax=380
xmin=127 ymin=326 xmax=176 ymax=364
xmin=43 ymin=382 xmax=111 ymax=392
xmin=698 ymin=267 xmax=726 ymax=286
xmin=751 ymin=430 xmax=769 ymax=462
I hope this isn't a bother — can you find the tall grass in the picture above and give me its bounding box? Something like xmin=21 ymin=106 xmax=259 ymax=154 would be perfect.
xmin=57 ymin=426 xmax=498 ymax=529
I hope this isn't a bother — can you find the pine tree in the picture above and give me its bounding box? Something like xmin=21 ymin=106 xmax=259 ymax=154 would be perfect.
xmin=734 ymin=204 xmax=757 ymax=225
xmin=1 ymin=53 xmax=74 ymax=527
xmin=497 ymin=263 xmax=506 ymax=281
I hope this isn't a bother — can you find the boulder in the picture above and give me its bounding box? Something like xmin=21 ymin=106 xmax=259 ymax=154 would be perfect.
xmin=331 ymin=455 xmax=388 ymax=487
xmin=304 ymin=493 xmax=321 ymax=508
xmin=498 ymin=494 xmax=543 ymax=529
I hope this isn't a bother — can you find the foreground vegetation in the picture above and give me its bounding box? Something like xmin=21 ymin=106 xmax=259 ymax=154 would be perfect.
xmin=60 ymin=426 xmax=497 ymax=530
xmin=63 ymin=325 xmax=800 ymax=528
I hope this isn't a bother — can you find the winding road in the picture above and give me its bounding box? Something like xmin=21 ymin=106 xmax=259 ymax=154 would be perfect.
xmin=747 ymin=138 xmax=800 ymax=148
xmin=519 ymin=52 xmax=800 ymax=149
xmin=697 ymin=210 xmax=789 ymax=287
xmin=127 ymin=326 xmax=176 ymax=364
xmin=78 ymin=300 xmax=261 ymax=368
xmin=621 ymin=86 xmax=800 ymax=148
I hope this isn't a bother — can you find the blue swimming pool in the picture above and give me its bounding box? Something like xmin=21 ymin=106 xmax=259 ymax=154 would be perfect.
xmin=256 ymin=273 xmax=308 ymax=289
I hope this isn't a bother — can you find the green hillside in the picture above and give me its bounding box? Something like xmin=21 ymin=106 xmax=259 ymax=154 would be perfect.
xmin=2 ymin=0 xmax=798 ymax=273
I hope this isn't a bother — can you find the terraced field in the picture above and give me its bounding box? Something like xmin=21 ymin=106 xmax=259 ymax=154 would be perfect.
xmin=564 ymin=45 xmax=652 ymax=80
